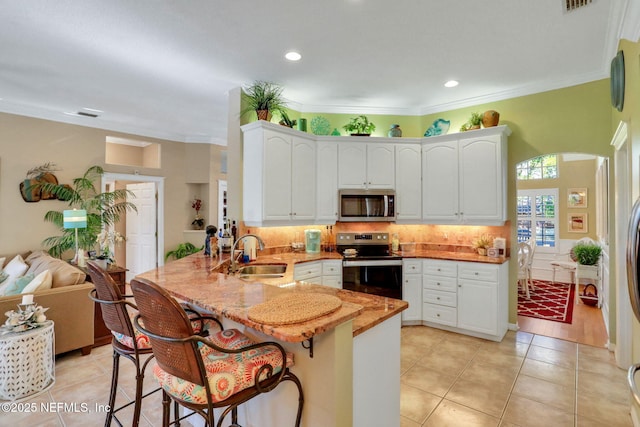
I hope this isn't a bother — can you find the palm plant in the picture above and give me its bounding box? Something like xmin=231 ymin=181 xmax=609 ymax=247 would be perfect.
xmin=31 ymin=165 xmax=137 ymax=258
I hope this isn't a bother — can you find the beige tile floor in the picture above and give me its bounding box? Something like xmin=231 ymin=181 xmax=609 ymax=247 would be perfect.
xmin=401 ymin=326 xmax=632 ymax=427
xmin=1 ymin=326 xmax=632 ymax=426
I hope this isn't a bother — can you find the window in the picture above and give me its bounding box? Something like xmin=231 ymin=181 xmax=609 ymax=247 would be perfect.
xmin=517 ymin=154 xmax=558 ymax=180
xmin=517 ymin=188 xmax=558 ymax=248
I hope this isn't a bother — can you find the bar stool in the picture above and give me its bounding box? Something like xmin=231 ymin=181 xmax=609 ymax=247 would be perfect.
xmin=130 ymin=277 xmax=304 ymax=427
xmin=87 ymin=261 xmax=219 ymax=426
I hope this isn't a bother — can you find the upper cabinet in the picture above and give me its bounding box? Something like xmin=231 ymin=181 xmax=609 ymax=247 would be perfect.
xmin=338 ymin=142 xmax=395 ymax=189
xmin=242 ymin=122 xmax=316 ymax=226
xmin=316 ymin=141 xmax=339 ymax=222
xmin=422 ymin=126 xmax=510 ymax=225
xmin=241 ymin=121 xmax=509 ymax=227
xmin=395 ymin=144 xmax=422 ymax=221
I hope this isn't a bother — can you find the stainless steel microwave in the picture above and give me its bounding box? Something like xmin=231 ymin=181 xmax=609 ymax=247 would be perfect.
xmin=338 ymin=189 xmax=396 ymax=222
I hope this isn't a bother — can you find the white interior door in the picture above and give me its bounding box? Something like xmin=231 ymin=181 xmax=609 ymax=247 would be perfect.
xmin=126 ymin=182 xmax=157 ymax=282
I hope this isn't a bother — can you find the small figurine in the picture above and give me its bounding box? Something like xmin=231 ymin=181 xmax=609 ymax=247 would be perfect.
xmin=204 ymin=225 xmax=218 ymax=257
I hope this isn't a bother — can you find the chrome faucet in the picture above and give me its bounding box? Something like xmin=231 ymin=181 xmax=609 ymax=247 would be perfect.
xmin=229 ymin=234 xmax=265 ymax=274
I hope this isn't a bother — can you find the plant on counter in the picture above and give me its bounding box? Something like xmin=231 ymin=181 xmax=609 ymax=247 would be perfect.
xmin=240 ymin=80 xmax=287 ymax=122
xmin=165 ymin=242 xmax=204 ymax=261
xmin=572 ymin=242 xmax=602 ymax=265
xmin=342 ymin=115 xmax=376 ymax=136
xmin=472 ymin=234 xmax=493 ymax=255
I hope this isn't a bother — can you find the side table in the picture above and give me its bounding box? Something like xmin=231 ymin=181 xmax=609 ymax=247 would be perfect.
xmin=82 ymin=264 xmax=127 ymax=347
xmin=0 ymin=321 xmax=55 ymax=401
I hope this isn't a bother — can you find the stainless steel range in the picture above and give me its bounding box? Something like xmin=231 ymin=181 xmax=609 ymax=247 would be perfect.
xmin=337 ymin=232 xmax=402 ymax=299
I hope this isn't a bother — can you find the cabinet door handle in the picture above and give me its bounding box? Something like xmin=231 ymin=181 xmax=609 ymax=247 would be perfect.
xmin=475 ymin=272 xmax=479 ymax=275
xmin=436 ymin=313 xmax=440 ymax=317
xmin=436 ymin=297 xmax=440 ymax=300
xmin=436 ymin=282 xmax=441 ymax=286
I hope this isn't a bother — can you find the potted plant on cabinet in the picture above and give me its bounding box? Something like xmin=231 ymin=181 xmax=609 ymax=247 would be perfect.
xmin=460 ymin=112 xmax=483 ymax=131
xmin=343 ymin=115 xmax=376 ymax=136
xmin=240 ymin=80 xmax=287 ymax=122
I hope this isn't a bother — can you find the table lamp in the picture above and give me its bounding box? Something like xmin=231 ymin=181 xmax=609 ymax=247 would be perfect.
xmin=63 ymin=209 xmax=87 ymax=265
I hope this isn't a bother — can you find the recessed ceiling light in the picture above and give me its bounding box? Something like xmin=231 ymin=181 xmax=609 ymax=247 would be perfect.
xmin=444 ymin=80 xmax=459 ymax=88
xmin=285 ymin=51 xmax=302 ymax=61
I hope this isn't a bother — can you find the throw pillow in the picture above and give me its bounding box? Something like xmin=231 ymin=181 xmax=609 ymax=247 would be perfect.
xmin=4 ymin=273 xmax=35 ymax=296
xmin=4 ymin=255 xmax=28 ymax=279
xmin=21 ymin=269 xmax=53 ymax=294
xmin=0 ymin=271 xmax=8 ymax=284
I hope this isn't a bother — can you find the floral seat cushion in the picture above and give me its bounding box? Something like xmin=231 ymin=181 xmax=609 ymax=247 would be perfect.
xmin=112 ymin=304 xmax=216 ymax=350
xmin=153 ymin=328 xmax=294 ymax=404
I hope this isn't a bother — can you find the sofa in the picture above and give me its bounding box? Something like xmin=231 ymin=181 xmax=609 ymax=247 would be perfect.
xmin=0 ymin=251 xmax=95 ymax=355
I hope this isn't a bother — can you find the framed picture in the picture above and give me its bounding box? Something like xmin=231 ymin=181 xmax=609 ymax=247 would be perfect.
xmin=568 ymin=213 xmax=588 ymax=233
xmin=568 ymin=188 xmax=587 ymax=208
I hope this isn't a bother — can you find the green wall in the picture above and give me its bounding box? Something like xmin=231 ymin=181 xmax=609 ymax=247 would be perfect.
xmin=613 ymin=39 xmax=640 ymax=360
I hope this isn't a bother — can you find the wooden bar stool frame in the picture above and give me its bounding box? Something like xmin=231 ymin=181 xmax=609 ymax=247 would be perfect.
xmin=86 ymin=260 xmax=157 ymax=427
xmin=130 ymin=277 xmax=304 ymax=427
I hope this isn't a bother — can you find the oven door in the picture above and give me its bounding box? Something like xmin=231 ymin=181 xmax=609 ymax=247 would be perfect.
xmin=342 ymin=259 xmax=402 ymax=299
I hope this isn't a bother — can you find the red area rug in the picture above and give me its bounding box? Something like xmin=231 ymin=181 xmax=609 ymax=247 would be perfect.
xmin=518 ymin=279 xmax=575 ymax=324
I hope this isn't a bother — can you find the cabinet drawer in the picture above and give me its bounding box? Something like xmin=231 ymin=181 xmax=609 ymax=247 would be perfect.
xmin=458 ymin=263 xmax=498 ymax=282
xmin=423 ymin=260 xmax=457 ymax=277
xmin=322 ymin=260 xmax=342 ymax=276
xmin=422 ymin=303 xmax=457 ymax=326
xmin=322 ymin=276 xmax=342 ymax=289
xmin=423 ymin=289 xmax=457 ymax=307
xmin=403 ymin=259 xmax=422 ymax=274
xmin=423 ymin=276 xmax=457 ymax=292
xmin=294 ymin=261 xmax=322 ymax=281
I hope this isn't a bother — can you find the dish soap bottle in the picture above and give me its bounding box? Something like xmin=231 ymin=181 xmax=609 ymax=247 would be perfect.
xmin=392 ymin=233 xmax=400 ymax=253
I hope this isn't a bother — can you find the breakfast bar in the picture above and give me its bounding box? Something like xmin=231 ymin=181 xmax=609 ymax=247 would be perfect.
xmin=136 ymin=253 xmax=408 ymax=427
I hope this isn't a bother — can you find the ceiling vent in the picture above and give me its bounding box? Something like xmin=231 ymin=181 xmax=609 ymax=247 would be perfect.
xmin=76 ymin=111 xmax=99 ymax=118
xmin=564 ymin=0 xmax=593 ymax=12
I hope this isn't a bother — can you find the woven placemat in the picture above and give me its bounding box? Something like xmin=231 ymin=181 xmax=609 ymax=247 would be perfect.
xmin=248 ymin=293 xmax=343 ymax=325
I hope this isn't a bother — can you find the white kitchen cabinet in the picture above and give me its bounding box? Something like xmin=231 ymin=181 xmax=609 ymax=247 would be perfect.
xmin=422 ymin=259 xmax=458 ymax=327
xmin=422 ymin=141 xmax=459 ymax=223
xmin=422 ymin=126 xmax=510 ymax=225
xmin=395 ymin=144 xmax=422 ymax=221
xmin=322 ymin=260 xmax=343 ymax=289
xmin=316 ymin=141 xmax=339 ymax=222
xmin=402 ymin=259 xmax=422 ymax=323
xmin=293 ymin=261 xmax=322 ymax=284
xmin=242 ymin=122 xmax=316 ymax=226
xmin=338 ymin=142 xmax=395 ymax=189
xmin=294 ymin=260 xmax=342 ymax=288
xmin=457 ymin=262 xmax=507 ymax=338
xmin=421 ymin=259 xmax=508 ymax=341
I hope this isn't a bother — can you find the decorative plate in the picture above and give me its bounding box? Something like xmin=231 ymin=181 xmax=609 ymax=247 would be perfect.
xmin=310 ymin=116 xmax=331 ymax=135
xmin=424 ymin=118 xmax=451 ymax=137
xmin=610 ymin=50 xmax=625 ymax=112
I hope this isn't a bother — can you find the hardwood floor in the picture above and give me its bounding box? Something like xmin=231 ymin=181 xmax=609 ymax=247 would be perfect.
xmin=517 ymin=284 xmax=609 ymax=348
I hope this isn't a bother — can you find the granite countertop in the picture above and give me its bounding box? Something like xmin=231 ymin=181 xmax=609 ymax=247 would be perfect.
xmin=396 ymin=249 xmax=509 ymax=264
xmin=136 ymin=252 xmax=407 ymax=342
xmin=135 ymin=247 xmax=506 ymax=343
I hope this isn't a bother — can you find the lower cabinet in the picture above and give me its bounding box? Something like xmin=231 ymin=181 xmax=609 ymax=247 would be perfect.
xmin=294 ymin=260 xmax=342 ymax=288
xmin=402 ymin=259 xmax=422 ymax=323
xmin=422 ymin=259 xmax=508 ymax=341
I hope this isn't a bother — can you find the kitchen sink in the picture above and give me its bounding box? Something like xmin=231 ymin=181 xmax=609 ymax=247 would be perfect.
xmin=236 ymin=264 xmax=287 ymax=279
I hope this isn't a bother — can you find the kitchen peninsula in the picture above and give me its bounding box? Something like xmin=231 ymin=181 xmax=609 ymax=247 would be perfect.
xmin=136 ymin=253 xmax=408 ymax=427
